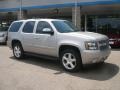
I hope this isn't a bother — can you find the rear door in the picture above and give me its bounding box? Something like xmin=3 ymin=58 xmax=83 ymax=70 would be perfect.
xmin=21 ymin=21 xmax=36 ymax=52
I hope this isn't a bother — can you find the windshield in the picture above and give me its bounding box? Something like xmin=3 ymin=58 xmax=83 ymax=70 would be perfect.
xmin=52 ymin=21 xmax=80 ymax=33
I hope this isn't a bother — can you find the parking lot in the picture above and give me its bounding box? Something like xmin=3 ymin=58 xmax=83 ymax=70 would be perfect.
xmin=0 ymin=45 xmax=120 ymax=90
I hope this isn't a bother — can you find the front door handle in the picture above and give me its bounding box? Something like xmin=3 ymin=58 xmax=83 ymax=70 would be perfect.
xmin=34 ymin=37 xmax=39 ymax=39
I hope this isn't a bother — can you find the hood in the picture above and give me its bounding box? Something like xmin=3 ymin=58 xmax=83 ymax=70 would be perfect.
xmin=63 ymin=31 xmax=108 ymax=40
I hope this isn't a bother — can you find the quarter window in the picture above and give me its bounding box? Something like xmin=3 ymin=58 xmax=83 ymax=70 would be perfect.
xmin=9 ymin=22 xmax=23 ymax=32
xmin=23 ymin=21 xmax=35 ymax=33
xmin=36 ymin=21 xmax=52 ymax=34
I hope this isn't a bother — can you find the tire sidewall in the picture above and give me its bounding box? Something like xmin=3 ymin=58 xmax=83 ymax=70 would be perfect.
xmin=13 ymin=43 xmax=24 ymax=59
xmin=60 ymin=49 xmax=82 ymax=72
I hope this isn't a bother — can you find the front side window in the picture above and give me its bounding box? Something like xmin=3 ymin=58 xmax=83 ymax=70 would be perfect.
xmin=23 ymin=21 xmax=35 ymax=33
xmin=52 ymin=21 xmax=80 ymax=33
xmin=36 ymin=21 xmax=52 ymax=34
xmin=9 ymin=22 xmax=23 ymax=32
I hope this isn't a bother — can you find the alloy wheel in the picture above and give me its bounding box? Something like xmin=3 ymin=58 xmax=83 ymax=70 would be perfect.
xmin=62 ymin=53 xmax=77 ymax=70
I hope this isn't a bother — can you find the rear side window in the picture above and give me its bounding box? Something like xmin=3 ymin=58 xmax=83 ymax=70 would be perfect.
xmin=22 ymin=21 xmax=35 ymax=33
xmin=9 ymin=22 xmax=23 ymax=32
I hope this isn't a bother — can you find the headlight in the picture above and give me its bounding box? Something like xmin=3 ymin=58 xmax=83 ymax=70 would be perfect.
xmin=85 ymin=41 xmax=98 ymax=50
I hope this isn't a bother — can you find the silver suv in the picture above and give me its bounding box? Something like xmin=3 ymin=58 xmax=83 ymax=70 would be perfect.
xmin=7 ymin=19 xmax=111 ymax=72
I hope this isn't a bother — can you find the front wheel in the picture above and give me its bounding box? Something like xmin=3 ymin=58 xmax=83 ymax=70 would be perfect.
xmin=13 ymin=43 xmax=24 ymax=59
xmin=60 ymin=49 xmax=82 ymax=72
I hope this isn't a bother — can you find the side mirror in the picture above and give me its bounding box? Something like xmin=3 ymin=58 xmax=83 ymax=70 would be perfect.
xmin=42 ymin=28 xmax=54 ymax=35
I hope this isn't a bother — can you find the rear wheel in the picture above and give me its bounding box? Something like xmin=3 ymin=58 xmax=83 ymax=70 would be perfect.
xmin=13 ymin=43 xmax=24 ymax=59
xmin=60 ymin=49 xmax=82 ymax=72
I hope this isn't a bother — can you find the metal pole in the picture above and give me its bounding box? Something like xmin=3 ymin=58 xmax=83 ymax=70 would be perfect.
xmin=96 ymin=16 xmax=97 ymax=33
xmin=19 ymin=0 xmax=22 ymax=19
xmin=75 ymin=0 xmax=77 ymax=26
xmin=85 ymin=14 xmax=87 ymax=32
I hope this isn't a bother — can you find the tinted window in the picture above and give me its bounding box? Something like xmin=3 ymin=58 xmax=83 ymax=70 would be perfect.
xmin=23 ymin=21 xmax=35 ymax=33
xmin=52 ymin=21 xmax=79 ymax=33
xmin=9 ymin=22 xmax=23 ymax=32
xmin=36 ymin=21 xmax=52 ymax=34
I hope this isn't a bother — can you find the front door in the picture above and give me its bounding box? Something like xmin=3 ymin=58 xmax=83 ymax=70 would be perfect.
xmin=33 ymin=21 xmax=57 ymax=56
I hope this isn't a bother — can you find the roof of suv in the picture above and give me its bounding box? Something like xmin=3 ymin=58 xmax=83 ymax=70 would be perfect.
xmin=14 ymin=19 xmax=66 ymax=22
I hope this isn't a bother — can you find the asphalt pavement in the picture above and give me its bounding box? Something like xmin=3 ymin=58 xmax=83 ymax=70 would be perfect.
xmin=0 ymin=45 xmax=120 ymax=90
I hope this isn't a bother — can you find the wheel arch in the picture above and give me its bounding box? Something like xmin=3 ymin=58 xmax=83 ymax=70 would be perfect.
xmin=59 ymin=44 xmax=83 ymax=72
xmin=59 ymin=45 xmax=81 ymax=58
xmin=11 ymin=39 xmax=22 ymax=49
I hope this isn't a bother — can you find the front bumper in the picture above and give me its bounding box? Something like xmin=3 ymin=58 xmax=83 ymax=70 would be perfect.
xmin=81 ymin=47 xmax=111 ymax=64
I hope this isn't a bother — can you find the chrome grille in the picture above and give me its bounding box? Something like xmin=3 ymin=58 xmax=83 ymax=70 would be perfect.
xmin=99 ymin=39 xmax=109 ymax=50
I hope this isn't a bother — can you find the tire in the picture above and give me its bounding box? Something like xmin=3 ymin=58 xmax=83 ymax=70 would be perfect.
xmin=13 ymin=43 xmax=24 ymax=59
xmin=60 ymin=49 xmax=82 ymax=72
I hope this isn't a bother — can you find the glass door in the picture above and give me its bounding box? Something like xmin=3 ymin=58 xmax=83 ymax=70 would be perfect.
xmin=87 ymin=15 xmax=120 ymax=35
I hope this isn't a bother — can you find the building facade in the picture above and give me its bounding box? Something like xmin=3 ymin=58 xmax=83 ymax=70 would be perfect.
xmin=0 ymin=0 xmax=120 ymax=35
